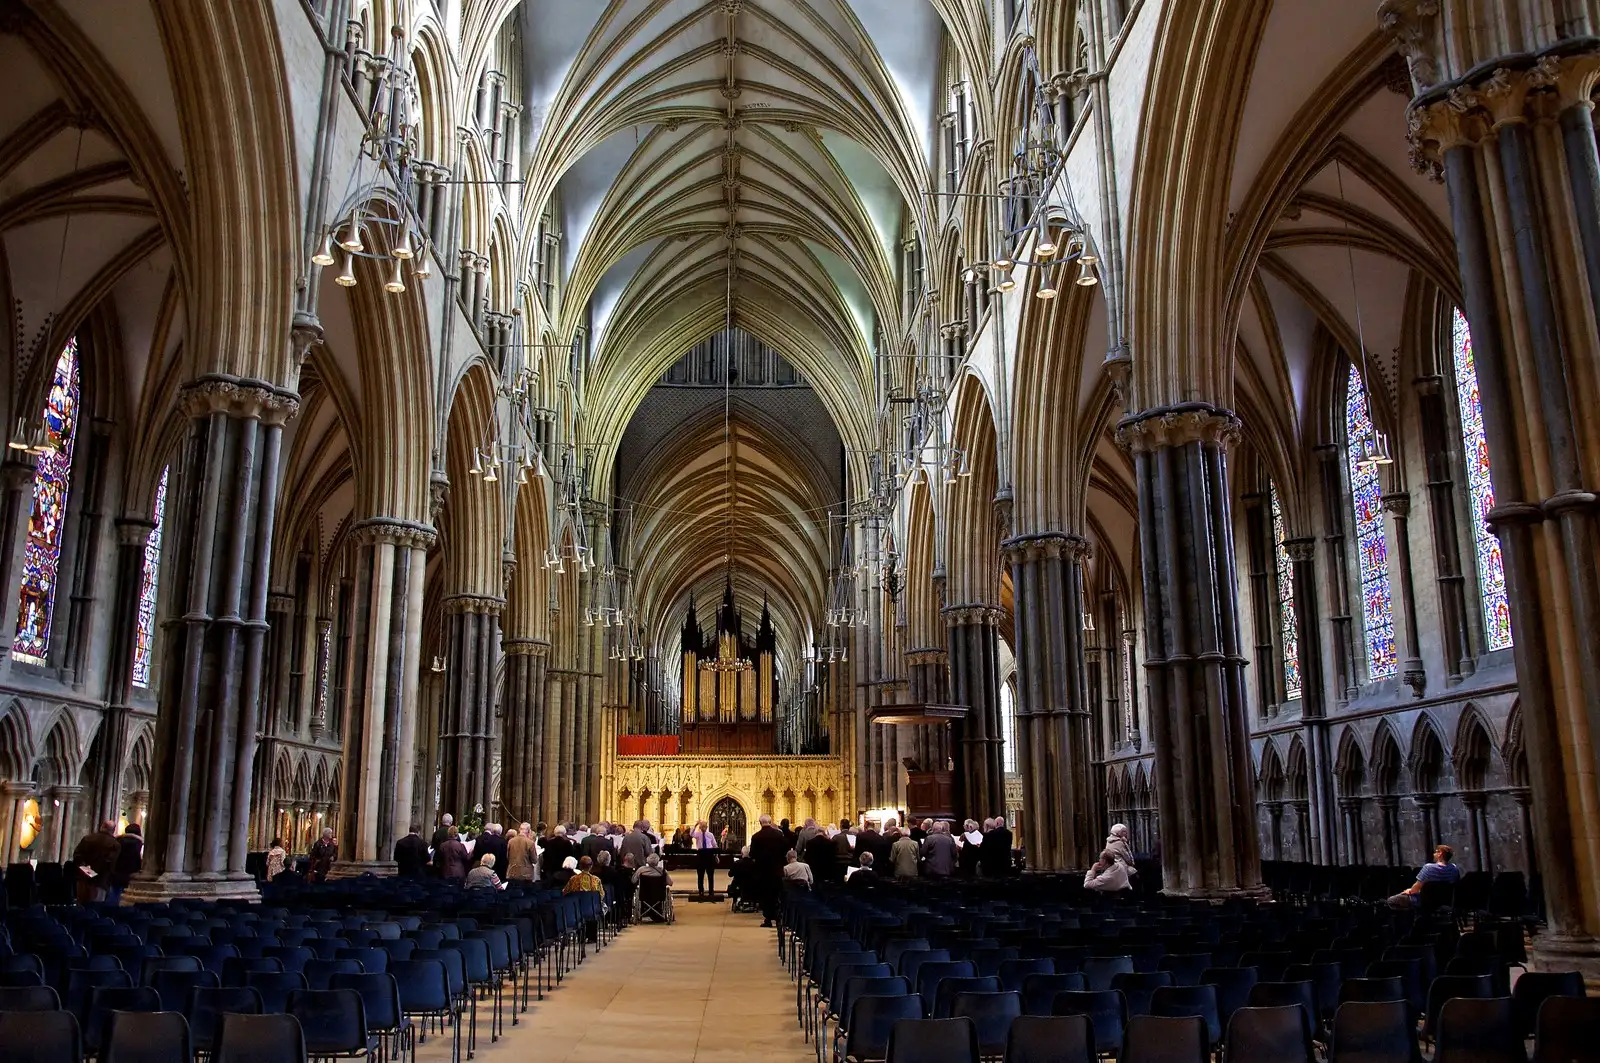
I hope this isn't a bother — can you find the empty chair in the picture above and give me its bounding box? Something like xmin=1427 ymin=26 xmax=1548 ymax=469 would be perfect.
xmin=1248 ymin=980 xmax=1316 ymax=1023
xmin=304 ymin=959 xmax=362 ymax=991
xmin=288 ymin=988 xmax=379 ymax=1060
xmin=842 ymin=994 xmax=925 ymax=1063
xmin=0 ymin=985 xmax=60 ymax=1012
xmin=1149 ymin=985 xmax=1220 ymax=1049
xmin=886 ymin=1016 xmax=979 ymax=1063
xmin=1019 ymin=973 xmax=1086 ymax=1017
xmin=970 ymin=948 xmax=1020 ymax=979
xmin=336 ymin=947 xmax=388 ymax=974
xmin=916 ymin=961 xmax=978 ymax=1017
xmin=377 ymin=939 xmax=416 ymax=964
xmin=222 ymin=957 xmax=284 ymax=985
xmin=1444 ymin=956 xmax=1509 ymax=998
xmin=1201 ymin=966 xmax=1259 ymax=1029
xmin=1051 ymin=990 xmax=1126 ymax=1057
xmin=245 ymin=970 xmax=306 ymax=1015
xmin=261 ymin=946 xmax=312 ymax=975
xmin=934 ymin=978 xmax=1001 ymax=1020
xmin=83 ymin=985 xmax=161 ymax=1059
xmin=139 ymin=955 xmax=202 ymax=986
xmin=0 ymin=1009 xmax=80 ymax=1063
xmin=213 ymin=1012 xmax=307 ymax=1063
xmin=1227 ymin=1005 xmax=1313 ymax=1063
xmin=388 ymin=959 xmax=459 ymax=1063
xmin=1240 ymin=952 xmax=1293 ymax=982
xmin=1081 ymin=956 xmax=1134 ymax=992
xmin=1122 ymin=1014 xmax=1206 ymax=1063
xmin=997 ymin=959 xmax=1053 ymax=994
xmin=1003 ymin=1014 xmax=1094 ymax=1063
xmin=1158 ymin=954 xmax=1212 ymax=988
xmin=1432 ymin=996 xmax=1522 ymax=1063
xmin=186 ymin=986 xmax=263 ymax=1058
xmin=1424 ymin=974 xmax=1494 ymax=1040
xmin=150 ymin=968 xmax=218 ymax=1012
xmin=1339 ymin=977 xmax=1406 ymax=1006
xmin=1512 ymin=970 xmax=1586 ymax=1039
xmin=900 ymin=950 xmax=954 ymax=988
xmin=329 ymin=972 xmax=412 ymax=1062
xmin=1111 ymin=972 xmax=1173 ymax=1018
xmin=0 ymin=970 xmax=43 ymax=989
xmin=1532 ymin=995 xmax=1600 ymax=1063
xmin=101 ymin=1010 xmax=191 ymax=1063
xmin=1284 ymin=962 xmax=1342 ymax=1025
xmin=951 ymin=991 xmax=1022 ymax=1057
xmin=1330 ymin=1000 xmax=1420 ymax=1063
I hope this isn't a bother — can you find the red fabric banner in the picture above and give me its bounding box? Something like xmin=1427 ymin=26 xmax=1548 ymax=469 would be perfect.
xmin=617 ymin=734 xmax=680 ymax=757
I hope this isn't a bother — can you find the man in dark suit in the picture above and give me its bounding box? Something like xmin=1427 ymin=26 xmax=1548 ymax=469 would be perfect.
xmin=394 ymin=824 xmax=430 ymax=877
xmin=540 ymin=825 xmax=577 ymax=879
xmin=748 ymin=813 xmax=788 ymax=927
xmin=580 ymin=822 xmax=612 ymax=863
xmin=846 ymin=851 xmax=881 ymax=891
xmin=856 ymin=822 xmax=882 ymax=869
xmin=475 ymin=823 xmax=509 ymax=875
xmin=430 ymin=814 xmax=455 ymax=852
xmin=980 ymin=815 xmax=1015 ymax=877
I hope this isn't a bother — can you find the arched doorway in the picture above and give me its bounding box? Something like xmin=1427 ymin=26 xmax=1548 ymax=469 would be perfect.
xmin=709 ymin=796 xmax=747 ymax=850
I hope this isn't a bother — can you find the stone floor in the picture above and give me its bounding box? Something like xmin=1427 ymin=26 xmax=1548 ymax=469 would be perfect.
xmin=415 ymin=899 xmax=813 ymax=1063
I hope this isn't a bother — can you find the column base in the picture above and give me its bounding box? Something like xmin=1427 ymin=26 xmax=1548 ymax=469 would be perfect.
xmin=328 ymin=860 xmax=398 ymax=879
xmin=1530 ymin=933 xmax=1600 ymax=989
xmin=120 ymin=872 xmax=261 ymax=905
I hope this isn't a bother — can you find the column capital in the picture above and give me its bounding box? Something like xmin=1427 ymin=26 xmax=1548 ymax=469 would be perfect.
xmin=503 ymin=637 xmax=550 ymax=657
xmin=352 ymin=517 xmax=437 ymax=550
xmin=178 ymin=374 xmax=301 ymax=424
xmin=1283 ymin=537 xmax=1316 ymax=562
xmin=114 ymin=517 xmax=156 ymax=548
xmin=1114 ymin=402 xmax=1240 ymax=453
xmin=443 ymin=593 xmax=504 ymax=616
xmin=1 ymin=783 xmax=34 ymax=799
xmin=1381 ymin=492 xmax=1412 ymax=517
xmin=1001 ymin=531 xmax=1092 ymax=564
xmin=904 ymin=647 xmax=948 ymax=666
xmin=941 ymin=603 xmax=1003 ymax=627
xmin=1 ymin=457 xmax=37 ymax=490
xmin=267 ymin=591 xmax=295 ymax=613
xmin=49 ymin=785 xmax=84 ymax=800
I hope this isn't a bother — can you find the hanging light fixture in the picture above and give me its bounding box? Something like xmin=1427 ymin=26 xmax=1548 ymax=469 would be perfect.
xmin=311 ymin=231 xmax=337 ymax=267
xmin=1035 ymin=220 xmax=1058 ymax=258
xmin=1035 ymin=263 xmax=1059 ymax=300
xmin=1075 ymin=258 xmax=1098 ymax=287
xmin=335 ymin=253 xmax=358 ymax=287
xmin=338 ymin=208 xmax=365 ymax=252
xmin=384 ymin=258 xmax=407 ymax=294
xmin=470 ymin=447 xmax=483 ymax=475
xmin=1335 ymin=159 xmax=1393 ymax=469
xmin=414 ymin=244 xmax=433 ymax=280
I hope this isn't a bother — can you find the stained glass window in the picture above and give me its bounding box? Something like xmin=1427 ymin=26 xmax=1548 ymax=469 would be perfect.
xmin=132 ymin=466 xmax=169 ymax=687
xmin=12 ymin=339 xmax=81 ymax=664
xmin=1346 ymin=365 xmax=1398 ymax=679
xmin=1452 ymin=309 xmax=1512 ymax=651
xmin=1270 ymin=483 xmax=1302 ymax=700
xmin=1001 ymin=679 xmax=1018 ymax=773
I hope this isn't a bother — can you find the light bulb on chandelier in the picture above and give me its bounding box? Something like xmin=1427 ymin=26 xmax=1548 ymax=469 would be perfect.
xmin=339 ymin=209 xmax=364 ymax=253
xmin=384 ymin=257 xmax=407 ymax=294
xmin=312 ymin=231 xmax=337 ymax=267
xmin=335 ymin=253 xmax=358 ymax=288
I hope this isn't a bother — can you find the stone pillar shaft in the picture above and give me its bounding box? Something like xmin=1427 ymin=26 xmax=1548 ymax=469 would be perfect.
xmin=1005 ymin=532 xmax=1098 ymax=870
xmin=439 ymin=595 xmax=501 ymax=823
xmin=1118 ymin=405 xmax=1262 ymax=897
xmin=499 ymin=639 xmax=548 ymax=822
xmin=128 ymin=378 xmax=297 ymax=902
xmin=95 ymin=519 xmax=154 ymax=825
xmin=944 ymin=604 xmax=1005 ymax=824
xmin=335 ymin=519 xmax=432 ymax=870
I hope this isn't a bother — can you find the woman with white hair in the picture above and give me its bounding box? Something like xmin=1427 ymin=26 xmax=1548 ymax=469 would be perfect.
xmin=957 ymin=819 xmax=983 ymax=877
xmin=1105 ymin=823 xmax=1136 ymax=871
xmin=633 ymin=852 xmax=675 ymax=922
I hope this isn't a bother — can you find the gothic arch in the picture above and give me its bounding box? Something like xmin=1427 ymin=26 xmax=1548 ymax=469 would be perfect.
xmin=945 ymin=374 xmax=1002 ymax=605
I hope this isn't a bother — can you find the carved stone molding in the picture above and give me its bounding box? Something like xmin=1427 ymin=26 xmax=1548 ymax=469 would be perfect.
xmin=904 ymin=647 xmax=948 ymax=666
xmin=1380 ymin=492 xmax=1412 ymax=517
xmin=352 ymin=517 xmax=437 ymax=551
xmin=1114 ymin=403 xmax=1241 ymax=453
xmin=503 ymin=638 xmax=550 ymax=657
xmin=178 ymin=375 xmax=301 ymax=424
xmin=429 ymin=473 xmax=450 ymax=523
xmin=941 ymin=603 xmax=1004 ymax=627
xmin=443 ymin=593 xmax=505 ymax=616
xmin=1001 ymin=531 xmax=1092 ymax=564
xmin=114 ymin=518 xmax=156 ymax=548
xmin=266 ymin=591 xmax=295 ymax=614
xmin=1283 ymin=537 xmax=1316 ymax=563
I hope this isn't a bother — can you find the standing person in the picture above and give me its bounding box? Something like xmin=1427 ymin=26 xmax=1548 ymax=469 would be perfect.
xmin=431 ymin=814 xmax=455 ymax=851
xmin=875 ymin=819 xmax=900 ymax=866
xmin=308 ymin=827 xmax=337 ymax=883
xmin=393 ymin=824 xmax=430 ymax=877
xmin=581 ymin=822 xmax=611 ymax=863
xmin=506 ymin=823 xmax=537 ymax=882
xmin=619 ymin=820 xmax=654 ymax=870
xmin=540 ymin=825 xmax=576 ymax=878
xmin=265 ymin=836 xmax=288 ymax=882
xmin=1388 ymin=844 xmax=1462 ymax=908
xmin=111 ymin=823 xmax=143 ymax=903
xmin=72 ymin=820 xmax=121 ymax=903
xmin=804 ymin=820 xmax=838 ymax=885
xmin=911 ymin=818 xmax=931 ymax=843
xmin=980 ymin=816 xmax=1014 ymax=877
xmin=958 ymin=820 xmax=984 ymax=877
xmin=1104 ymin=823 xmax=1135 ymax=866
xmin=748 ymin=813 xmax=788 ymax=928
xmin=691 ymin=820 xmax=721 ymax=896
xmin=833 ymin=820 xmax=856 ymax=882
xmin=476 ymin=823 xmax=509 ymax=873
xmin=890 ymin=829 xmax=921 ymax=879
xmin=794 ymin=818 xmax=821 ymax=858
xmin=856 ymin=820 xmax=882 ymax=869
xmin=779 ymin=818 xmax=797 ymax=850
xmin=920 ymin=821 xmax=958 ymax=878
xmin=435 ymin=827 xmax=470 ymax=884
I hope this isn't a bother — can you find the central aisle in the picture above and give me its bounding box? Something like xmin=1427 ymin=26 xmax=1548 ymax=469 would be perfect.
xmin=417 ymin=900 xmax=813 ymax=1063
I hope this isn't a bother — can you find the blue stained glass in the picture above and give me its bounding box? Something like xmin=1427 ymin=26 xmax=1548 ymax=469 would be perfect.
xmin=1270 ymin=483 xmax=1302 ymax=700
xmin=1346 ymin=365 xmax=1398 ymax=679
xmin=12 ymin=339 xmax=81 ymax=664
xmin=132 ymin=466 xmax=168 ymax=687
xmin=1452 ymin=309 xmax=1512 ymax=651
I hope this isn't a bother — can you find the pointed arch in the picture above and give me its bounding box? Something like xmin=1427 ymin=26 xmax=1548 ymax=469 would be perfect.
xmin=945 ymin=374 xmax=1001 ymax=605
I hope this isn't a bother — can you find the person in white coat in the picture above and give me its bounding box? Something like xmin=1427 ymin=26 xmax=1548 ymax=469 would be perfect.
xmin=1083 ymin=849 xmax=1131 ymax=892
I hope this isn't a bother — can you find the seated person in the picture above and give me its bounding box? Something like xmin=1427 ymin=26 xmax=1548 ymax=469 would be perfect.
xmin=563 ymin=855 xmax=603 ymax=894
xmin=466 ymin=852 xmax=501 ymax=889
xmin=633 ymin=853 xmax=675 ymax=923
xmin=1388 ymin=844 xmax=1461 ymax=908
xmin=728 ymin=846 xmax=757 ymax=911
xmin=1083 ymin=849 xmax=1131 ymax=892
xmin=845 ymin=850 xmax=880 ymax=890
xmin=782 ymin=848 xmax=814 ymax=889
xmin=550 ymin=854 xmax=579 ymax=890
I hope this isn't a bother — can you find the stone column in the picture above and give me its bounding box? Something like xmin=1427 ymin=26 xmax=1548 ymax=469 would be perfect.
xmin=261 ymin=591 xmax=296 ymax=736
xmin=49 ymin=785 xmax=83 ymax=861
xmin=1401 ymin=37 xmax=1600 ymax=975
xmin=1116 ymin=405 xmax=1264 ymax=897
xmin=1378 ymin=796 xmax=1403 ymax=867
xmin=1266 ymin=801 xmax=1284 ymax=861
xmin=124 ymin=378 xmax=297 ymax=903
xmin=438 ymin=594 xmax=502 ymax=824
xmin=95 ymin=518 xmax=155 ymax=825
xmin=1004 ymin=532 xmax=1098 ymax=871
xmin=499 ymin=638 xmax=549 ymax=823
xmin=333 ymin=519 xmax=434 ymax=874
xmin=0 ymin=457 xmax=37 ymax=664
xmin=1285 ymin=537 xmax=1336 ymax=865
xmin=1414 ymin=793 xmax=1441 ymax=862
xmin=1 ymin=783 xmax=33 ymax=863
xmin=1382 ymin=493 xmax=1427 ymax=697
xmin=904 ymin=648 xmax=951 ymax=771
xmin=943 ymin=604 xmax=1005 ymax=824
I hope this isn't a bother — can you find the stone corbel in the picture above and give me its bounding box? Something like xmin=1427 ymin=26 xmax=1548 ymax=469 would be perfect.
xmin=1114 ymin=403 xmax=1241 ymax=453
